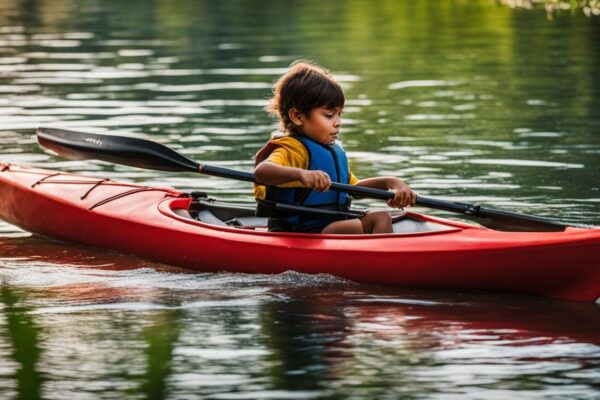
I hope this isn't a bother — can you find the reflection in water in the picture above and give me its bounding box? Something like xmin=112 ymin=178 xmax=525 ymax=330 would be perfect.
xmin=0 ymin=243 xmax=599 ymax=398
xmin=0 ymin=285 xmax=43 ymax=400
xmin=259 ymin=290 xmax=352 ymax=392
xmin=259 ymin=289 xmax=600 ymax=397
xmin=345 ymin=294 xmax=600 ymax=397
xmin=140 ymin=310 xmax=182 ymax=400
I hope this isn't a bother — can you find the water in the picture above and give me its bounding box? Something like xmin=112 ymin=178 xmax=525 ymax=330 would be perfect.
xmin=1 ymin=0 xmax=599 ymax=398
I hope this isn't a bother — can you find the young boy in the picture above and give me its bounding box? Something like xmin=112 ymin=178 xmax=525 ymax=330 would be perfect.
xmin=254 ymin=61 xmax=415 ymax=234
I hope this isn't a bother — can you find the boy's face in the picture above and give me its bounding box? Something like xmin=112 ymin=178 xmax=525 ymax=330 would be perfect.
xmin=295 ymin=106 xmax=342 ymax=145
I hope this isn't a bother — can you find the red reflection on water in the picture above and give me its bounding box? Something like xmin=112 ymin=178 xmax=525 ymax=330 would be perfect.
xmin=0 ymin=236 xmax=186 ymax=303
xmin=0 ymin=236 xmax=180 ymax=271
xmin=345 ymin=292 xmax=600 ymax=346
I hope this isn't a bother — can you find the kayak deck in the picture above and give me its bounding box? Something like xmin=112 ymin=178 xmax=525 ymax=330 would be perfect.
xmin=1 ymin=163 xmax=600 ymax=303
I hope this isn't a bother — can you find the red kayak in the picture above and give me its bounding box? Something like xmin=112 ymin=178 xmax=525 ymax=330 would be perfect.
xmin=1 ymin=163 xmax=599 ymax=302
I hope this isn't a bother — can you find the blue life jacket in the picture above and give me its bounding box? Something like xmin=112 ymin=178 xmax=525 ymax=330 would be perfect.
xmin=265 ymin=134 xmax=350 ymax=228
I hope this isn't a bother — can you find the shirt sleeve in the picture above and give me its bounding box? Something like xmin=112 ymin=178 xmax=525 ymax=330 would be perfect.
xmin=267 ymin=147 xmax=293 ymax=167
xmin=267 ymin=140 xmax=308 ymax=169
xmin=270 ymin=143 xmax=359 ymax=185
xmin=263 ymin=138 xmax=309 ymax=188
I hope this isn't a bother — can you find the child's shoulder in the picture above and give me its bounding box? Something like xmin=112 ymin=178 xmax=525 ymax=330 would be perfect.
xmin=270 ymin=132 xmax=295 ymax=142
xmin=255 ymin=133 xmax=307 ymax=166
xmin=269 ymin=133 xmax=303 ymax=149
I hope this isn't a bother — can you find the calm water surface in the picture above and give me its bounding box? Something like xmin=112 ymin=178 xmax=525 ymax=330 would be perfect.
xmin=1 ymin=0 xmax=599 ymax=398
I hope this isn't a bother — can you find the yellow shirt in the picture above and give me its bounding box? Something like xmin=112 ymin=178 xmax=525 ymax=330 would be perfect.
xmin=254 ymin=135 xmax=359 ymax=199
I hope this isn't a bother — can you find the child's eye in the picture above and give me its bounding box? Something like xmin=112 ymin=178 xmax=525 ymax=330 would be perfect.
xmin=324 ymin=109 xmax=341 ymax=118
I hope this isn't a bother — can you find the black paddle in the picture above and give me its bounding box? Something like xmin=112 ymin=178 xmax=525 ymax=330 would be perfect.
xmin=36 ymin=127 xmax=570 ymax=232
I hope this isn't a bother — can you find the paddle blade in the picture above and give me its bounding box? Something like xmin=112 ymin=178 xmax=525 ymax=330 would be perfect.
xmin=416 ymin=195 xmax=568 ymax=232
xmin=473 ymin=214 xmax=566 ymax=232
xmin=37 ymin=127 xmax=199 ymax=172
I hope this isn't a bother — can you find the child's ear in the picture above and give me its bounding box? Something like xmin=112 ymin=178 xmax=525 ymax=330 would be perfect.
xmin=288 ymin=108 xmax=304 ymax=126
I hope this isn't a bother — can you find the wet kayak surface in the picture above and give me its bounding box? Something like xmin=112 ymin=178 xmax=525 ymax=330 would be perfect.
xmin=2 ymin=0 xmax=600 ymax=398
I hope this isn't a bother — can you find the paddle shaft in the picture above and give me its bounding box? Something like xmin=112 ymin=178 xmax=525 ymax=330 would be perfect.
xmin=201 ymin=164 xmax=394 ymax=200
xmin=201 ymin=164 xmax=568 ymax=231
xmin=36 ymin=127 xmax=570 ymax=232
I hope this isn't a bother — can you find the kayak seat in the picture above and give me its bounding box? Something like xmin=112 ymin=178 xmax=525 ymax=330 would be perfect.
xmin=190 ymin=199 xmax=255 ymax=220
xmin=189 ymin=200 xmax=268 ymax=229
xmin=196 ymin=209 xmax=228 ymax=227
xmin=225 ymin=216 xmax=268 ymax=228
xmin=195 ymin=211 xmax=267 ymax=229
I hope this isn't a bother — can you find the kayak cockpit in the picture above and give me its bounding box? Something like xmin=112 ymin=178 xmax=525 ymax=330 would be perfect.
xmin=172 ymin=197 xmax=458 ymax=234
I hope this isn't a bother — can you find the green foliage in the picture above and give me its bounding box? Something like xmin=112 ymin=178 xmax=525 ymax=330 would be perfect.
xmin=497 ymin=0 xmax=600 ymax=17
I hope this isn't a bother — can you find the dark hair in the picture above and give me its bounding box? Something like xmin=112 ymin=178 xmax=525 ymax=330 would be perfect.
xmin=265 ymin=60 xmax=345 ymax=133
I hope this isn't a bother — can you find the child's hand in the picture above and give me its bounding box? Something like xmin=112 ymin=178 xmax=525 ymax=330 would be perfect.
xmin=386 ymin=178 xmax=416 ymax=208
xmin=299 ymin=170 xmax=331 ymax=192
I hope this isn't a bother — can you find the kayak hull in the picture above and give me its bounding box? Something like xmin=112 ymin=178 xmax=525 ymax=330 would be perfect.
xmin=1 ymin=163 xmax=599 ymax=302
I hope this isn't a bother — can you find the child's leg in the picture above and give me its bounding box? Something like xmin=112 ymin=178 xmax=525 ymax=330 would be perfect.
xmin=321 ymin=218 xmax=365 ymax=234
xmin=320 ymin=211 xmax=392 ymax=234
xmin=360 ymin=211 xmax=392 ymax=234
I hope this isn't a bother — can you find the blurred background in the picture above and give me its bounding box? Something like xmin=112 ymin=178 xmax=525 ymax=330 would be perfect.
xmin=1 ymin=0 xmax=599 ymax=226
xmin=1 ymin=1 xmax=599 ymax=399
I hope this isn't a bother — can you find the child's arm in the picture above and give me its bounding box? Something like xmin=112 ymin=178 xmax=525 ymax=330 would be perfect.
xmin=255 ymin=161 xmax=332 ymax=192
xmin=355 ymin=176 xmax=416 ymax=208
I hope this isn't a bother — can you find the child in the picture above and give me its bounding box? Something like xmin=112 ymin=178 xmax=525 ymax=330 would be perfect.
xmin=254 ymin=60 xmax=415 ymax=234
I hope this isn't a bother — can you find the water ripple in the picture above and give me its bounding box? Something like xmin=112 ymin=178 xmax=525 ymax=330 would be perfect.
xmin=1 ymin=2 xmax=600 ymax=398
